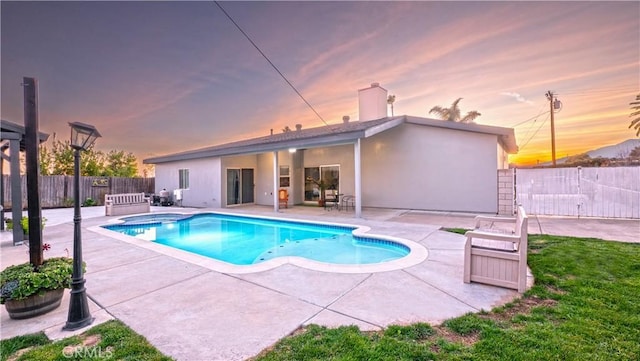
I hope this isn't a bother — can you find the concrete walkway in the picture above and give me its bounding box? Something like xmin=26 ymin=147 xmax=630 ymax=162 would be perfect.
xmin=1 ymin=206 xmax=637 ymax=360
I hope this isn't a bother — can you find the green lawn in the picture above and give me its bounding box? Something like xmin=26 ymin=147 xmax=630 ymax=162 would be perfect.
xmin=2 ymin=234 xmax=639 ymax=361
xmin=0 ymin=320 xmax=170 ymax=361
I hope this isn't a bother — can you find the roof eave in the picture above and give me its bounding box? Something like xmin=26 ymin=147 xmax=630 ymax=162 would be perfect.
xmin=363 ymin=116 xmax=405 ymax=137
xmin=144 ymin=130 xmax=367 ymax=164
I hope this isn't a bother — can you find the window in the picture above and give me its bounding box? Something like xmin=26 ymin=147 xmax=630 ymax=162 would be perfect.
xmin=279 ymin=165 xmax=290 ymax=187
xmin=178 ymin=169 xmax=189 ymax=189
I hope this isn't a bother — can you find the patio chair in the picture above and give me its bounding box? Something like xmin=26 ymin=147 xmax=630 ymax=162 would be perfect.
xmin=324 ymin=190 xmax=339 ymax=210
xmin=341 ymin=195 xmax=355 ymax=211
xmin=278 ymin=189 xmax=289 ymax=208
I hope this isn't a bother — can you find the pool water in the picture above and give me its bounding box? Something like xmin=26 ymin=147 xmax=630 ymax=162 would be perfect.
xmin=104 ymin=213 xmax=409 ymax=266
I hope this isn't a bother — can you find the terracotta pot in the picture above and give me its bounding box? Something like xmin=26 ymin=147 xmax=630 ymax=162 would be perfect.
xmin=4 ymin=288 xmax=64 ymax=319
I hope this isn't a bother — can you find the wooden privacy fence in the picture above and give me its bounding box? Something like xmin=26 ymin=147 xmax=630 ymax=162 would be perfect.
xmin=1 ymin=175 xmax=154 ymax=209
xmin=515 ymin=167 xmax=640 ymax=219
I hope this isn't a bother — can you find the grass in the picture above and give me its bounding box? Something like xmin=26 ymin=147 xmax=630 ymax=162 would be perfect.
xmin=2 ymin=234 xmax=639 ymax=360
xmin=0 ymin=320 xmax=171 ymax=361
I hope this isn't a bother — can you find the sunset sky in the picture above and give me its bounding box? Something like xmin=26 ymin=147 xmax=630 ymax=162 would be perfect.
xmin=1 ymin=1 xmax=638 ymax=169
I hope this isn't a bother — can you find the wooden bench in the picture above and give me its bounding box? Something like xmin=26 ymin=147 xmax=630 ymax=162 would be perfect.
xmin=105 ymin=193 xmax=150 ymax=216
xmin=463 ymin=205 xmax=529 ymax=293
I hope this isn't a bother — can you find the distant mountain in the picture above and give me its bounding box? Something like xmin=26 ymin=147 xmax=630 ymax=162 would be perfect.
xmin=585 ymin=139 xmax=640 ymax=158
xmin=539 ymin=139 xmax=640 ymax=166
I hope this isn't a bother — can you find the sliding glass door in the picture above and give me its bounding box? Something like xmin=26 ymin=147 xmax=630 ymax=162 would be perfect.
xmin=227 ymin=168 xmax=254 ymax=206
xmin=304 ymin=165 xmax=339 ymax=202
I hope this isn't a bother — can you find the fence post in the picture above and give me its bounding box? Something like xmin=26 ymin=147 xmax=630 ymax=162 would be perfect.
xmin=498 ymin=169 xmax=515 ymax=215
xmin=577 ymin=166 xmax=582 ymax=218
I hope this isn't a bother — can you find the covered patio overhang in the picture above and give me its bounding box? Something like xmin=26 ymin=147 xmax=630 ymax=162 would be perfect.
xmin=1 ymin=119 xmax=49 ymax=243
xmin=269 ymin=137 xmax=364 ymax=217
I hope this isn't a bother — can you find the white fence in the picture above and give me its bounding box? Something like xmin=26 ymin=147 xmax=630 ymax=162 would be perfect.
xmin=515 ymin=167 xmax=640 ymax=219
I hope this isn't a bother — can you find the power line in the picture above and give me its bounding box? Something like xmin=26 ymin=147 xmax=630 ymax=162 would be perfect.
xmin=213 ymin=1 xmax=330 ymax=127
xmin=516 ymin=113 xmax=541 ymax=146
xmin=511 ymin=107 xmax=549 ymax=128
xmin=518 ymin=113 xmax=550 ymax=152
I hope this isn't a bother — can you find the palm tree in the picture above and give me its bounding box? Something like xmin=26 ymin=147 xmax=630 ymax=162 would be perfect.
xmin=387 ymin=95 xmax=396 ymax=116
xmin=629 ymin=94 xmax=640 ymax=136
xmin=429 ymin=98 xmax=481 ymax=123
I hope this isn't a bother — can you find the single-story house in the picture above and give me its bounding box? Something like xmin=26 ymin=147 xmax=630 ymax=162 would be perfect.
xmin=144 ymin=83 xmax=518 ymax=216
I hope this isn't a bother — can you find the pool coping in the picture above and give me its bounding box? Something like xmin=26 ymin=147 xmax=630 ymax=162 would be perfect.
xmin=89 ymin=210 xmax=429 ymax=274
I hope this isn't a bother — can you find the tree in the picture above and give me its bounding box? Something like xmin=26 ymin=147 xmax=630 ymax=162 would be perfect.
xmin=629 ymin=94 xmax=640 ymax=136
xmin=81 ymin=146 xmax=107 ymax=176
xmin=38 ymin=139 xmax=138 ymax=177
xmin=629 ymin=146 xmax=640 ymax=159
xmin=103 ymin=150 xmax=138 ymax=177
xmin=49 ymin=139 xmax=74 ymax=175
xmin=429 ymin=98 xmax=481 ymax=123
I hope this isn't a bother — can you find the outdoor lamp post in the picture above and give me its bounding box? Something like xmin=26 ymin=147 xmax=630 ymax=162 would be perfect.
xmin=63 ymin=121 xmax=101 ymax=331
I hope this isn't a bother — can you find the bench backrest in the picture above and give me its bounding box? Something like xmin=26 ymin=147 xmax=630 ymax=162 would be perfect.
xmin=514 ymin=205 xmax=528 ymax=250
xmin=105 ymin=193 xmax=147 ymax=204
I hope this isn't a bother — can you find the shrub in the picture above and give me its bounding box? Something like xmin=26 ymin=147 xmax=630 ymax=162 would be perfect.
xmin=0 ymin=257 xmax=74 ymax=303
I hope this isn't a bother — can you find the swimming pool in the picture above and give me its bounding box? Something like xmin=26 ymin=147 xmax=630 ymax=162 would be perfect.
xmin=96 ymin=212 xmax=428 ymax=273
xmin=104 ymin=213 xmax=409 ymax=266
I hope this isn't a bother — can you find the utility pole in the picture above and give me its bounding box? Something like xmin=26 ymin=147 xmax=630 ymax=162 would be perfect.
xmin=545 ymin=91 xmax=561 ymax=167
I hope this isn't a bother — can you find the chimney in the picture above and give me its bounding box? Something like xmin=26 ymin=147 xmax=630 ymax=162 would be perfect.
xmin=358 ymin=82 xmax=388 ymax=121
xmin=342 ymin=115 xmax=350 ymax=123
xmin=295 ymin=124 xmax=302 ymax=131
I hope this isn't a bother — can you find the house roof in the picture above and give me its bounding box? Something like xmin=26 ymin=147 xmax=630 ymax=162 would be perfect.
xmin=1 ymin=119 xmax=50 ymax=151
xmin=144 ymin=115 xmax=518 ymax=164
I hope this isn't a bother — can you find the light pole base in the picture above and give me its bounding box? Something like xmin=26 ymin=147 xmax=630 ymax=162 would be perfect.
xmin=63 ymin=316 xmax=95 ymax=331
xmin=63 ymin=286 xmax=94 ymax=331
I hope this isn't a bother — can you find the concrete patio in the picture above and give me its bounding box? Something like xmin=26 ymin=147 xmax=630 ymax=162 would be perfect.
xmin=1 ymin=205 xmax=636 ymax=360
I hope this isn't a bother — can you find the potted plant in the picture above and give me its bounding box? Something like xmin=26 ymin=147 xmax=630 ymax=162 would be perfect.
xmin=5 ymin=216 xmax=46 ymax=240
xmin=0 ymin=245 xmax=74 ymax=319
xmin=306 ymin=177 xmax=328 ymax=206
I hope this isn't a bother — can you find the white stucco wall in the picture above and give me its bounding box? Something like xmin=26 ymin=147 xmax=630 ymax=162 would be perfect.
xmin=361 ymin=123 xmax=499 ymax=213
xmin=497 ymin=143 xmax=510 ymax=169
xmin=254 ymin=151 xmax=294 ymax=206
xmin=154 ymin=157 xmax=222 ymax=208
